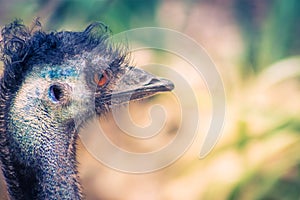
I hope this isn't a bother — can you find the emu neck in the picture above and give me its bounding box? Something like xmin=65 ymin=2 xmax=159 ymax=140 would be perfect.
xmin=12 ymin=149 xmax=80 ymax=200
xmin=5 ymin=121 xmax=82 ymax=200
xmin=35 ymin=148 xmax=81 ymax=200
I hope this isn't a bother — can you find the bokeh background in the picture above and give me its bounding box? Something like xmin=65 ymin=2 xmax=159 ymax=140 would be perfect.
xmin=1 ymin=0 xmax=300 ymax=199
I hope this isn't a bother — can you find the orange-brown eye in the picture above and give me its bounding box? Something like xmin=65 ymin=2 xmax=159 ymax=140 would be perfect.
xmin=94 ymin=71 xmax=109 ymax=87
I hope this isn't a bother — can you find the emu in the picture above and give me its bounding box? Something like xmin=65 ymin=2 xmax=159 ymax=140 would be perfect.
xmin=0 ymin=20 xmax=174 ymax=199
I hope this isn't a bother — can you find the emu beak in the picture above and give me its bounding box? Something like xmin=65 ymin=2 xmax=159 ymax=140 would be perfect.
xmin=111 ymin=67 xmax=174 ymax=103
xmin=97 ymin=67 xmax=174 ymax=107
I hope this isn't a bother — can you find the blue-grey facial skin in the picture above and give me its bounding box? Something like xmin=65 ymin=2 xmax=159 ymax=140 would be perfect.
xmin=8 ymin=56 xmax=97 ymax=165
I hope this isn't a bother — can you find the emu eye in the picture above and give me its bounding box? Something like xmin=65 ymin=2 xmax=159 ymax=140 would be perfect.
xmin=49 ymin=84 xmax=63 ymax=102
xmin=94 ymin=71 xmax=109 ymax=87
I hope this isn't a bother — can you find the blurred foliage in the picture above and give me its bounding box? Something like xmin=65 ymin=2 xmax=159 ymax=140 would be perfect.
xmin=216 ymin=1 xmax=300 ymax=196
xmin=234 ymin=0 xmax=300 ymax=75
xmin=46 ymin=0 xmax=158 ymax=32
xmin=228 ymin=118 xmax=300 ymax=200
xmin=0 ymin=0 xmax=159 ymax=32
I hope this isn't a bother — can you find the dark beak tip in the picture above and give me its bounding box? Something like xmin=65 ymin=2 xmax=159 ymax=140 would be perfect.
xmin=158 ymin=78 xmax=175 ymax=91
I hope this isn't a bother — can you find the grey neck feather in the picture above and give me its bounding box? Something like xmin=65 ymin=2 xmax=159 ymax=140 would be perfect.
xmin=6 ymin=120 xmax=82 ymax=200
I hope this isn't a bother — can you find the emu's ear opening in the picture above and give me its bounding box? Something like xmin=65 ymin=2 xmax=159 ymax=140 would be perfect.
xmin=110 ymin=66 xmax=174 ymax=103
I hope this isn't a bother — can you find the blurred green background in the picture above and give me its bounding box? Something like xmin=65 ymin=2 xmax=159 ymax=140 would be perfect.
xmin=1 ymin=0 xmax=300 ymax=199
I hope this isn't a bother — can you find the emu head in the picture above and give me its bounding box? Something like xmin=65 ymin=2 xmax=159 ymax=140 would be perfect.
xmin=0 ymin=20 xmax=174 ymax=168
